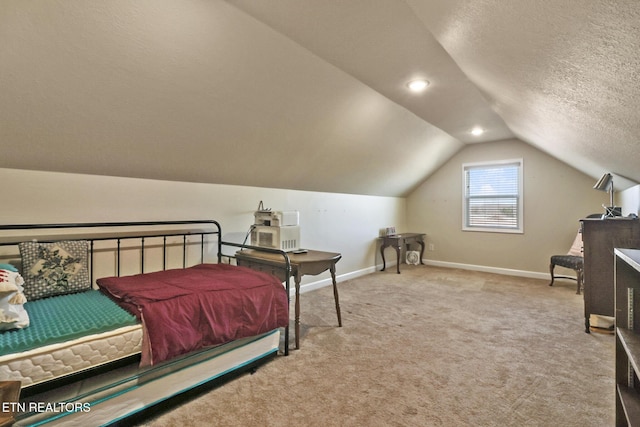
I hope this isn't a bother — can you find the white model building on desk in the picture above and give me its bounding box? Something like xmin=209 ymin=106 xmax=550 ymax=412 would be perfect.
xmin=251 ymin=209 xmax=300 ymax=252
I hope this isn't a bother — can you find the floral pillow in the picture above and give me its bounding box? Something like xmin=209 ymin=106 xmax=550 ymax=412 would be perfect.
xmin=19 ymin=240 xmax=90 ymax=300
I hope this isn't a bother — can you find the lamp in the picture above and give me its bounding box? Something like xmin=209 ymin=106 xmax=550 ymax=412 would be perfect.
xmin=593 ymin=173 xmax=620 ymax=218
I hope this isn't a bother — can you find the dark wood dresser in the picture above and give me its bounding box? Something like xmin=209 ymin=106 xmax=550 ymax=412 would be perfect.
xmin=581 ymin=218 xmax=640 ymax=332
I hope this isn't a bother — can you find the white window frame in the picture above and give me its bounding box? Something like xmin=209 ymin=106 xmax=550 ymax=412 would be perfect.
xmin=462 ymin=159 xmax=523 ymax=233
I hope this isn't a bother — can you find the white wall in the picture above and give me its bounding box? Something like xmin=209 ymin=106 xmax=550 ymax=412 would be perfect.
xmin=0 ymin=168 xmax=407 ymax=289
xmin=619 ymin=185 xmax=640 ymax=216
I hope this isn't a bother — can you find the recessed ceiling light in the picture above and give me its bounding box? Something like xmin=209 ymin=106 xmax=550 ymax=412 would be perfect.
xmin=471 ymin=127 xmax=484 ymax=136
xmin=407 ymin=79 xmax=430 ymax=92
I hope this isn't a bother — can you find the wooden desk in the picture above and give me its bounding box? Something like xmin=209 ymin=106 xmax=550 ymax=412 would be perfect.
xmin=235 ymin=249 xmax=342 ymax=350
xmin=379 ymin=233 xmax=425 ymax=274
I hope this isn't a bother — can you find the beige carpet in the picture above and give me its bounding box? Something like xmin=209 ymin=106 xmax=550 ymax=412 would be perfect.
xmin=138 ymin=265 xmax=615 ymax=427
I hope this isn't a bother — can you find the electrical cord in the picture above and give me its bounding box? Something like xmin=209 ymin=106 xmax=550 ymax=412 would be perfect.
xmin=242 ymin=224 xmax=256 ymax=248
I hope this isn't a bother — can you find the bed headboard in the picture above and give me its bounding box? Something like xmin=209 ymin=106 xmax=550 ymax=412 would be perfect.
xmin=0 ymin=220 xmax=223 ymax=285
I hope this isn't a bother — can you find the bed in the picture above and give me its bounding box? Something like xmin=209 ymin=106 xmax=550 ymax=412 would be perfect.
xmin=0 ymin=220 xmax=291 ymax=426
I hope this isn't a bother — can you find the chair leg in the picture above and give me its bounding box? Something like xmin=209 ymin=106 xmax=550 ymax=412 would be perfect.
xmin=549 ymin=263 xmax=555 ymax=286
xmin=576 ymin=270 xmax=583 ymax=295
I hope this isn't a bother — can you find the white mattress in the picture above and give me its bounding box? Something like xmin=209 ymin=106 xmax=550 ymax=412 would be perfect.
xmin=0 ymin=324 xmax=143 ymax=388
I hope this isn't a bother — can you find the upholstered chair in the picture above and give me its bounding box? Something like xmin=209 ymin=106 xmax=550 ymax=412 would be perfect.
xmin=549 ymin=230 xmax=584 ymax=294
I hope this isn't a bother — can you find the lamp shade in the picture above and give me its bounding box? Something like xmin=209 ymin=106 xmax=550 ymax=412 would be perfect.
xmin=593 ymin=173 xmax=613 ymax=192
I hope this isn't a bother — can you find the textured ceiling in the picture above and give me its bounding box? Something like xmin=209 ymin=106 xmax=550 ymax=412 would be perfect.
xmin=1 ymin=1 xmax=638 ymax=196
xmin=405 ymin=0 xmax=640 ymax=190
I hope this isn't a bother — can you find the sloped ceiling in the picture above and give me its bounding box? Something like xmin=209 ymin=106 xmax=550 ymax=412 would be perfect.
xmin=1 ymin=1 xmax=638 ymax=196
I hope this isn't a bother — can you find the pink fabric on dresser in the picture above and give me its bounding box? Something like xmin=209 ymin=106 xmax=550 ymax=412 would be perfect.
xmin=96 ymin=263 xmax=288 ymax=366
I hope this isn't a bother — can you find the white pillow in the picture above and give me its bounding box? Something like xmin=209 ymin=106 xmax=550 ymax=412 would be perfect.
xmin=567 ymin=231 xmax=583 ymax=257
xmin=0 ymin=269 xmax=30 ymax=331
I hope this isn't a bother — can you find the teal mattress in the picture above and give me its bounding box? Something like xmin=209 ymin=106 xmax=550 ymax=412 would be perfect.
xmin=0 ymin=290 xmax=139 ymax=356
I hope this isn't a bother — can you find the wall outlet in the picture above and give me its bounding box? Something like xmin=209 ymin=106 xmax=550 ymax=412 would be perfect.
xmin=428 ymin=243 xmax=435 ymax=251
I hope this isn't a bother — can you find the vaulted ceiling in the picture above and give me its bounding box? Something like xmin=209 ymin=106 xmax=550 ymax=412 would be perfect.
xmin=1 ymin=1 xmax=639 ymax=196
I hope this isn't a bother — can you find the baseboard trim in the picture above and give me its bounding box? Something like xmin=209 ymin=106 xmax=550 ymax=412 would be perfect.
xmin=297 ymin=266 xmax=378 ymax=295
xmin=297 ymin=260 xmax=549 ymax=295
xmin=423 ymin=259 xmax=549 ymax=280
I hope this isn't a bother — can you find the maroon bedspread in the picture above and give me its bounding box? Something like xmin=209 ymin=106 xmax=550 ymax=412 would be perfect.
xmin=96 ymin=263 xmax=289 ymax=366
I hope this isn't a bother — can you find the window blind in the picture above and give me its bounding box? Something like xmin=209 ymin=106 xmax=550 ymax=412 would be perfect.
xmin=463 ymin=160 xmax=522 ymax=231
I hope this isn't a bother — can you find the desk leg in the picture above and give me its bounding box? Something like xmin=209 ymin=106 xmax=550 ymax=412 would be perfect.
xmin=394 ymin=244 xmax=401 ymax=274
xmin=284 ymin=279 xmax=290 ymax=356
xmin=380 ymin=244 xmax=387 ymax=271
xmin=295 ymin=274 xmax=302 ymax=349
xmin=330 ymin=263 xmax=342 ymax=327
xmin=417 ymin=239 xmax=425 ymax=265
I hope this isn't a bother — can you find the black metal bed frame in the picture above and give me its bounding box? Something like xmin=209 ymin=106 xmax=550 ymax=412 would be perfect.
xmin=0 ymin=219 xmax=291 ymax=355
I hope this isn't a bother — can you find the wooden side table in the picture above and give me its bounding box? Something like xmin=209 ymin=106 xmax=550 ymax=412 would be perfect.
xmin=379 ymin=233 xmax=426 ymax=274
xmin=235 ymin=249 xmax=342 ymax=350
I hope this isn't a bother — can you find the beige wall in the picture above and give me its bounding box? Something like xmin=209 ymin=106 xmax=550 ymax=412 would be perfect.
xmin=0 ymin=167 xmax=407 ymax=288
xmin=407 ymin=138 xmax=606 ymax=276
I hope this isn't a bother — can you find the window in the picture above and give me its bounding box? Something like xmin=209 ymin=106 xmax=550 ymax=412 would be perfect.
xmin=463 ymin=159 xmax=523 ymax=233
